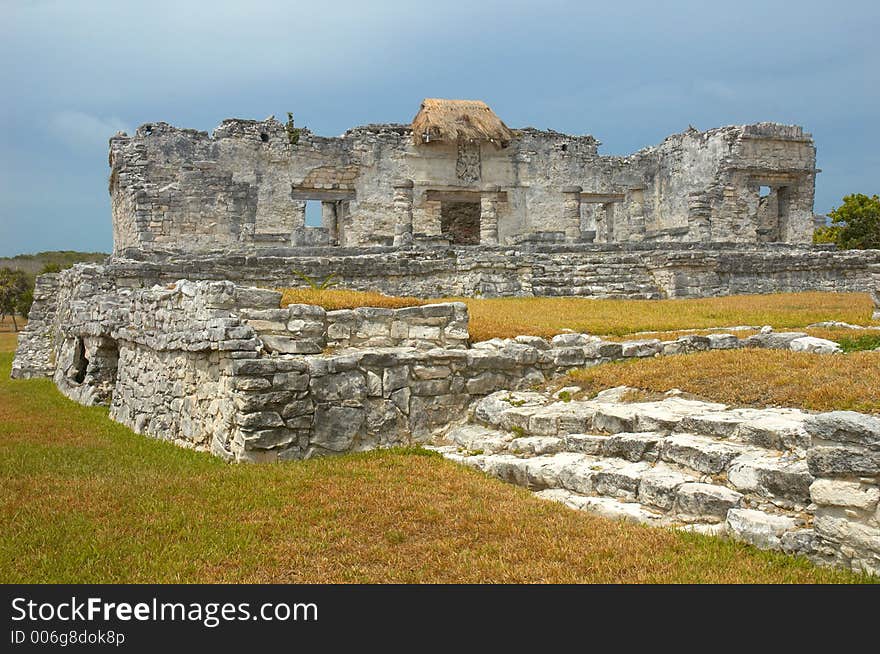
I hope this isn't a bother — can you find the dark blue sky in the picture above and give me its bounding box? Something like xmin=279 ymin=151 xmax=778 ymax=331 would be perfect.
xmin=1 ymin=0 xmax=878 ymax=256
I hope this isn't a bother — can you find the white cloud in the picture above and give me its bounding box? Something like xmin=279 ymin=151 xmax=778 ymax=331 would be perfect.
xmin=46 ymin=111 xmax=130 ymax=152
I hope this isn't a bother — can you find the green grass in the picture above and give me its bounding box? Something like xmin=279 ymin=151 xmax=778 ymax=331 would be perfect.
xmin=568 ymin=349 xmax=880 ymax=413
xmin=0 ymin=342 xmax=871 ymax=583
xmin=837 ymin=333 xmax=880 ymax=353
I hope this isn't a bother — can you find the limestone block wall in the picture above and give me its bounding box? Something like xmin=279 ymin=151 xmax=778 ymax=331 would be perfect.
xmin=10 ymin=273 xmax=61 ymax=379
xmin=805 ymin=412 xmax=880 ymax=575
xmin=109 ymin=113 xmax=818 ymax=250
xmin=105 ymin=283 xmax=275 ymax=450
xmin=236 ymin=301 xmax=470 ymax=354
xmin=107 ymin=244 xmax=880 ymax=301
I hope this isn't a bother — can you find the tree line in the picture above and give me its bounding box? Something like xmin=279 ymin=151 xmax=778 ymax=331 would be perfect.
xmin=0 ymin=263 xmax=64 ymax=331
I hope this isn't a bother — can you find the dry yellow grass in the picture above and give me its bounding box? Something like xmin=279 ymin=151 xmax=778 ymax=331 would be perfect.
xmin=278 ymin=289 xmax=875 ymax=342
xmin=456 ymin=292 xmax=875 ymax=341
xmin=569 ymin=349 xmax=880 ymax=413
xmin=280 ymin=288 xmax=425 ymax=311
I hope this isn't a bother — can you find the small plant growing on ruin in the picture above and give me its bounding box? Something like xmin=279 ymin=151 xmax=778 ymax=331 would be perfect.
xmin=286 ymin=112 xmax=301 ymax=145
xmin=291 ymin=269 xmax=339 ymax=290
xmin=510 ymin=425 xmax=526 ymax=438
xmin=557 ymin=390 xmax=572 ymax=402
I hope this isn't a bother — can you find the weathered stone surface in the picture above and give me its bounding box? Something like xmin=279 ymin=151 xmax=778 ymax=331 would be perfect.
xmin=726 ymin=508 xmax=798 ymax=550
xmin=602 ymin=432 xmax=662 ymax=462
xmin=261 ymin=335 xmax=322 ymax=354
xmin=804 ymin=411 xmax=880 ymax=448
xmin=309 ymin=371 xmax=366 ymax=403
xmin=727 ymin=452 xmax=812 ymax=503
xmin=508 ymin=436 xmax=564 ymax=456
xmin=620 ymin=339 xmax=662 ymax=357
xmin=706 ymin=333 xmax=739 ymax=350
xmin=810 ymin=479 xmax=880 ymax=511
xmin=660 ymin=433 xmax=746 ymax=474
xmin=674 ymin=483 xmax=743 ymax=519
xmin=310 ymin=406 xmax=364 ymax=452
xmin=744 ymin=331 xmax=808 ymax=349
xmin=807 ymin=445 xmax=880 ymax=477
xmin=788 ymin=336 xmax=841 ymax=354
xmin=594 ymin=461 xmax=652 ymax=500
xmin=638 ymin=464 xmax=694 ymax=511
xmin=236 ymin=411 xmax=284 ymax=429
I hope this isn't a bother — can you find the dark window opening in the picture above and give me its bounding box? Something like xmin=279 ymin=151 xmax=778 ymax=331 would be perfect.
xmin=560 ymin=143 xmax=568 ymax=152
xmin=144 ymin=124 xmax=153 ymax=135
xmin=72 ymin=337 xmax=88 ymax=384
xmin=440 ymin=201 xmax=481 ymax=245
xmin=260 ymin=132 xmax=269 ymax=143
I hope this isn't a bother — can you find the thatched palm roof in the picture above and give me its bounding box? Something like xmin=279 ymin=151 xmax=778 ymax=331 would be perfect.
xmin=412 ymin=99 xmax=514 ymax=146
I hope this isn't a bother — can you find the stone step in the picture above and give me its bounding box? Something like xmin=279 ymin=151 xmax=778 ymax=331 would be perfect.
xmin=470 ymin=391 xmax=812 ymax=451
xmin=442 ymin=423 xmax=813 ymax=505
xmin=433 ymin=446 xmax=807 ymax=529
xmin=535 ymin=488 xmax=815 ymax=555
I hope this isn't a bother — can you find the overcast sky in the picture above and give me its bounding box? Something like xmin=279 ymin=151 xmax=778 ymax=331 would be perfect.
xmin=1 ymin=0 xmax=877 ymax=256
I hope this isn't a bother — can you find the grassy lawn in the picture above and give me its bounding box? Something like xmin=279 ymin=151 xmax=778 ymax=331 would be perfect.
xmin=280 ymin=289 xmax=877 ymax=342
xmin=569 ymin=349 xmax=880 ymax=413
xmin=0 ymin=337 xmax=869 ymax=583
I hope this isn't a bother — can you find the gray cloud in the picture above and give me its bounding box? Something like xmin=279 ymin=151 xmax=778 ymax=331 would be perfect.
xmin=1 ymin=0 xmax=878 ymax=255
xmin=46 ymin=111 xmax=130 ymax=152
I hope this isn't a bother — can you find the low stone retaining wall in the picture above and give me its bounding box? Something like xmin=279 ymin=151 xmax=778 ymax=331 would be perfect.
xmin=111 ymin=242 xmax=880 ymax=299
xmin=241 ymin=302 xmax=469 ymax=354
xmin=805 ymin=412 xmax=880 ymax=574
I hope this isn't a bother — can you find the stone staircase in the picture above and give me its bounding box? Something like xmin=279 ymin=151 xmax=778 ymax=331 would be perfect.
xmin=429 ymin=389 xmax=818 ymax=554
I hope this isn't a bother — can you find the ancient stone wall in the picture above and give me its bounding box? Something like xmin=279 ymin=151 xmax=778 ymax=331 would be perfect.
xmin=10 ymin=273 xmax=60 ymax=379
xmin=805 ymin=412 xmax=880 ymax=575
xmin=107 ymin=244 xmax=880 ymax=300
xmin=109 ymin=112 xmax=818 ymax=250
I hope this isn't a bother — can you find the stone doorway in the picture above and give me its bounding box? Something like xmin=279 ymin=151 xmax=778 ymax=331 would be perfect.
xmin=440 ymin=201 xmax=481 ymax=245
xmin=755 ymin=184 xmax=791 ymax=243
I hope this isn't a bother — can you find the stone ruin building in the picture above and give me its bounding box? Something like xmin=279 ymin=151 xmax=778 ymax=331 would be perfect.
xmin=10 ymin=99 xmax=880 ymax=575
xmin=112 ymin=98 xmax=818 ymax=251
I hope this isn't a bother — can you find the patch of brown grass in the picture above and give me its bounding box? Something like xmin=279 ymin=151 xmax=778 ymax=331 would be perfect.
xmin=456 ymin=292 xmax=875 ymax=342
xmin=280 ymin=288 xmax=425 ymax=311
xmin=569 ymin=349 xmax=880 ymax=413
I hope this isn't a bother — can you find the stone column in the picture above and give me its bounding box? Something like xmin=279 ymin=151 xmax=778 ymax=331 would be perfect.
xmin=627 ymin=188 xmax=646 ymax=242
xmin=561 ymin=186 xmax=582 ymax=241
xmin=321 ymin=201 xmax=338 ymax=243
xmin=479 ymin=187 xmax=501 ymax=245
xmin=392 ymin=180 xmax=414 ymax=247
